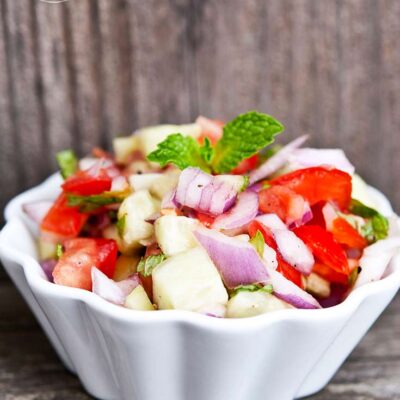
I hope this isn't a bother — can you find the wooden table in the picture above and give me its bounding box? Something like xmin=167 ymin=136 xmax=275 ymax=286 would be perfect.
xmin=0 ymin=276 xmax=399 ymax=400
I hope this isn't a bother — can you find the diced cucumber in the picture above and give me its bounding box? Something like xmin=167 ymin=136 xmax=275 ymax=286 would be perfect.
xmin=125 ymin=285 xmax=155 ymax=311
xmin=155 ymin=215 xmax=199 ymax=256
xmin=118 ymin=190 xmax=160 ymax=252
xmin=152 ymin=247 xmax=228 ymax=316
xmin=226 ymin=291 xmax=292 ymax=318
xmin=137 ymin=123 xmax=201 ymax=156
xmin=38 ymin=237 xmax=57 ymax=260
xmin=113 ymin=255 xmax=141 ymax=282
xmin=113 ymin=135 xmax=140 ymax=164
xmin=305 ymin=272 xmax=331 ymax=298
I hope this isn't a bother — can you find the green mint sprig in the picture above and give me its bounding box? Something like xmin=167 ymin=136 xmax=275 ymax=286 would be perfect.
xmin=147 ymin=111 xmax=284 ymax=174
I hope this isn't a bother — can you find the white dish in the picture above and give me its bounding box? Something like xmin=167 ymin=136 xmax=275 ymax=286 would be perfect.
xmin=1 ymin=173 xmax=399 ymax=400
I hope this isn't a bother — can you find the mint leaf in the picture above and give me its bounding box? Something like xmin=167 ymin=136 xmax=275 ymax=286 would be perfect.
xmin=349 ymin=199 xmax=389 ymax=242
xmin=137 ymin=254 xmax=167 ymax=277
xmin=211 ymin=111 xmax=284 ymax=173
xmin=249 ymin=230 xmax=265 ymax=257
xmin=56 ymin=150 xmax=78 ymax=179
xmin=147 ymin=133 xmax=211 ymax=172
xmin=67 ymin=189 xmax=130 ymax=213
xmin=199 ymin=137 xmax=214 ymax=163
xmin=116 ymin=214 xmax=126 ymax=237
xmin=231 ymin=283 xmax=273 ymax=297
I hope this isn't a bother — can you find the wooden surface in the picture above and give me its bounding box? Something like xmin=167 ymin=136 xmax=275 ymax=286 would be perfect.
xmin=0 ymin=0 xmax=400 ymax=218
xmin=1 ymin=0 xmax=400 ymax=399
xmin=0 ymin=277 xmax=398 ymax=400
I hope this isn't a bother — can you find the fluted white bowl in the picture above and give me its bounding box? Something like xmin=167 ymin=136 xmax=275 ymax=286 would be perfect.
xmin=1 ymin=173 xmax=399 ymax=400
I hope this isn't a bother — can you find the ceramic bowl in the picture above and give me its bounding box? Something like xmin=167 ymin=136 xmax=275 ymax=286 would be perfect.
xmin=1 ymin=174 xmax=399 ymax=400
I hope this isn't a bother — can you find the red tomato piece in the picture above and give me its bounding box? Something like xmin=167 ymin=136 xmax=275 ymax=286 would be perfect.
xmin=331 ymin=218 xmax=368 ymax=250
xmin=313 ymin=263 xmax=348 ymax=285
xmin=334 ymin=218 xmax=368 ymax=249
xmin=231 ymin=154 xmax=259 ymax=175
xmin=53 ymin=238 xmax=118 ymax=290
xmin=195 ymin=211 xmax=215 ymax=228
xmin=62 ymin=169 xmax=112 ymax=196
xmin=248 ymin=220 xmax=304 ymax=288
xmin=293 ymin=225 xmax=349 ymax=275
xmin=270 ymin=167 xmax=352 ymax=210
xmin=40 ymin=194 xmax=88 ymax=239
xmin=259 ymin=185 xmax=309 ymax=225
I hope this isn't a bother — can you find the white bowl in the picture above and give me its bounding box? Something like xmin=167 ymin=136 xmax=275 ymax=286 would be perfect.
xmin=1 ymin=174 xmax=399 ymax=400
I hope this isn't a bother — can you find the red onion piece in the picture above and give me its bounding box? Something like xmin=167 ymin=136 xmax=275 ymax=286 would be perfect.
xmin=255 ymin=214 xmax=287 ymax=230
xmin=111 ymin=175 xmax=129 ymax=192
xmin=161 ymin=189 xmax=179 ymax=209
xmin=176 ymin=168 xmax=240 ymax=216
xmin=266 ymin=266 xmax=321 ymax=309
xmin=249 ymin=135 xmax=309 ymax=184
xmin=322 ymin=202 xmax=338 ymax=230
xmin=289 ymin=148 xmax=355 ymax=175
xmin=39 ymin=259 xmax=57 ymax=281
xmin=286 ymin=196 xmax=313 ymax=228
xmin=23 ymin=201 xmax=53 ymax=224
xmin=193 ymin=227 xmax=269 ymax=289
xmin=354 ymin=237 xmax=400 ymax=288
xmin=213 ymin=191 xmax=258 ymax=230
xmin=92 ymin=268 xmax=139 ymax=305
xmin=273 ymin=229 xmax=314 ymax=275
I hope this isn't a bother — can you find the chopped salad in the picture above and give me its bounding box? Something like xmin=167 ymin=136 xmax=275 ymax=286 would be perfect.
xmin=23 ymin=111 xmax=399 ymax=318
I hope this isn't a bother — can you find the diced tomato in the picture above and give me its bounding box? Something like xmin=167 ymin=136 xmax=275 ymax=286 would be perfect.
xmin=62 ymin=169 xmax=112 ymax=196
xmin=231 ymin=154 xmax=259 ymax=175
xmin=331 ymin=218 xmax=368 ymax=250
xmin=308 ymin=202 xmax=326 ymax=228
xmin=248 ymin=220 xmax=304 ymax=288
xmin=259 ymin=185 xmax=309 ymax=225
xmin=313 ymin=263 xmax=348 ymax=285
xmin=40 ymin=194 xmax=88 ymax=239
xmin=195 ymin=211 xmax=215 ymax=228
xmin=196 ymin=116 xmax=224 ymax=145
xmin=53 ymin=238 xmax=118 ymax=290
xmin=293 ymin=225 xmax=349 ymax=275
xmin=270 ymin=167 xmax=352 ymax=210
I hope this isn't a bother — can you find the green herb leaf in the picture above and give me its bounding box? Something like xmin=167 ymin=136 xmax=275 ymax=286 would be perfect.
xmin=240 ymin=175 xmax=250 ymax=192
xmin=249 ymin=230 xmax=265 ymax=257
xmin=211 ymin=111 xmax=284 ymax=173
xmin=137 ymin=254 xmax=167 ymax=277
xmin=230 ymin=283 xmax=273 ymax=297
xmin=349 ymin=199 xmax=389 ymax=242
xmin=116 ymin=214 xmax=126 ymax=237
xmin=199 ymin=137 xmax=214 ymax=163
xmin=56 ymin=149 xmax=78 ymax=179
xmin=56 ymin=243 xmax=64 ymax=259
xmin=67 ymin=189 xmax=130 ymax=213
xmin=147 ymin=133 xmax=211 ymax=172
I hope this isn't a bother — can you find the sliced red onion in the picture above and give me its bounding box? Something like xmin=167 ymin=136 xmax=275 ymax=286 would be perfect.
xmin=23 ymin=201 xmax=53 ymax=224
xmin=92 ymin=268 xmax=139 ymax=305
xmin=322 ymin=202 xmax=338 ymax=230
xmin=212 ymin=191 xmax=258 ymax=230
xmin=354 ymin=237 xmax=400 ymax=288
xmin=273 ymin=229 xmax=314 ymax=275
xmin=286 ymin=196 xmax=313 ymax=228
xmin=161 ymin=189 xmax=179 ymax=209
xmin=249 ymin=135 xmax=309 ymax=184
xmin=193 ymin=227 xmax=269 ymax=288
xmin=289 ymin=148 xmax=355 ymax=175
xmin=266 ymin=266 xmax=321 ymax=309
xmin=39 ymin=259 xmax=57 ymax=281
xmin=176 ymin=168 xmax=239 ymax=216
xmin=255 ymin=214 xmax=287 ymax=230
xmin=263 ymin=245 xmax=278 ymax=270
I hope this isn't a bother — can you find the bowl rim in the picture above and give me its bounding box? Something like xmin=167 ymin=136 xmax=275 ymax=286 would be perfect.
xmin=1 ymin=173 xmax=400 ymax=332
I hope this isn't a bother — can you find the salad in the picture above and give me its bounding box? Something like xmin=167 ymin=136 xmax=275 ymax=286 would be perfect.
xmin=23 ymin=111 xmax=399 ymax=318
